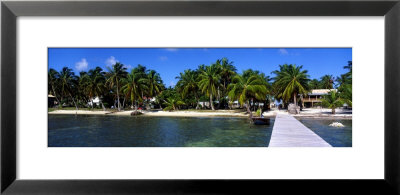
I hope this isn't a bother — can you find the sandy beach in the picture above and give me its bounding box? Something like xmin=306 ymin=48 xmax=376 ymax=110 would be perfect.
xmin=49 ymin=110 xmax=112 ymax=115
xmin=295 ymin=108 xmax=352 ymax=118
xmin=49 ymin=109 xmax=249 ymax=117
xmin=48 ymin=108 xmax=351 ymax=118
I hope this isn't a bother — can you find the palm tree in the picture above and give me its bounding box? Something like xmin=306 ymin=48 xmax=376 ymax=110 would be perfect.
xmin=228 ymin=74 xmax=268 ymax=118
xmin=218 ymin=58 xmax=237 ymax=90
xmin=198 ymin=65 xmax=220 ymax=110
xmin=308 ymin=79 xmax=320 ymax=90
xmin=344 ymin=61 xmax=352 ymax=72
xmin=59 ymin=67 xmax=79 ymax=110
xmin=48 ymin=68 xmax=61 ymax=108
xmin=215 ymin=58 xmax=237 ymax=109
xmin=321 ymin=90 xmax=344 ymax=114
xmin=320 ymin=74 xmax=335 ymax=89
xmin=86 ymin=67 xmax=106 ymax=109
xmin=272 ymin=64 xmax=310 ymax=107
xmin=147 ymin=69 xmax=164 ymax=98
xmin=257 ymin=73 xmax=272 ymax=110
xmin=338 ymin=84 xmax=352 ymax=107
xmin=163 ymin=96 xmax=185 ymax=111
xmin=106 ymin=62 xmax=128 ymax=111
xmin=77 ymin=71 xmax=90 ymax=107
xmin=337 ymin=61 xmax=352 ymax=107
xmin=176 ymin=69 xmax=199 ymax=109
xmin=122 ymin=68 xmax=148 ymax=111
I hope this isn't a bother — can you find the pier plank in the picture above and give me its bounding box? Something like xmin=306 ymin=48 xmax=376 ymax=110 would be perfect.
xmin=269 ymin=113 xmax=331 ymax=147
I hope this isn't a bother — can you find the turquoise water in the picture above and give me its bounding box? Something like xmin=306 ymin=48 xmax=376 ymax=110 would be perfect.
xmin=48 ymin=115 xmax=274 ymax=147
xmin=297 ymin=118 xmax=352 ymax=147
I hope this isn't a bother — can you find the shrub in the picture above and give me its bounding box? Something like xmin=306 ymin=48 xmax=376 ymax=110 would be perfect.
xmin=256 ymin=108 xmax=262 ymax=117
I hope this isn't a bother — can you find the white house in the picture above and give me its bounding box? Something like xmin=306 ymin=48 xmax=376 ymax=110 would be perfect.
xmin=88 ymin=96 xmax=101 ymax=107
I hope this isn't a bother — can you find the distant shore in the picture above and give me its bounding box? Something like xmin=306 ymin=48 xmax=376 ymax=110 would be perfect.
xmin=48 ymin=108 xmax=351 ymax=118
xmin=48 ymin=109 xmax=249 ymax=117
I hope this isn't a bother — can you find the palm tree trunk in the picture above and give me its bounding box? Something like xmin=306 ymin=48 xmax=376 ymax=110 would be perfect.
xmin=247 ymin=100 xmax=253 ymax=118
xmin=69 ymin=93 xmax=78 ymax=110
xmin=217 ymin=86 xmax=220 ymax=109
xmin=210 ymin=94 xmax=215 ymax=110
xmin=91 ymin=99 xmax=94 ymax=109
xmin=195 ymin=97 xmax=199 ymax=110
xmin=293 ymin=93 xmax=297 ymax=107
xmin=51 ymin=86 xmax=61 ymax=108
xmin=194 ymin=93 xmax=200 ymax=110
xmin=101 ymin=101 xmax=106 ymax=111
xmin=60 ymin=97 xmax=64 ymax=109
xmin=332 ymin=108 xmax=336 ymax=114
xmin=116 ymin=83 xmax=121 ymax=111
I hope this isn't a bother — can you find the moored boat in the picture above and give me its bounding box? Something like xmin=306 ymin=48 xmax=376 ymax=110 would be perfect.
xmin=251 ymin=117 xmax=270 ymax=125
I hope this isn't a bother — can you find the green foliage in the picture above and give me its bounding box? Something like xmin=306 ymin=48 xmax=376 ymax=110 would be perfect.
xmin=227 ymin=74 xmax=268 ymax=117
xmin=308 ymin=79 xmax=320 ymax=90
xmin=256 ymin=108 xmax=262 ymax=117
xmin=321 ymin=90 xmax=344 ymax=114
xmin=319 ymin=74 xmax=335 ymax=89
xmin=147 ymin=69 xmax=164 ymax=97
xmin=336 ymin=61 xmax=352 ymax=107
xmin=49 ymin=57 xmax=352 ymax=114
xmin=58 ymin=67 xmax=79 ymax=109
xmin=105 ymin=62 xmax=128 ymax=111
xmin=49 ymin=62 xmax=165 ymax=111
xmin=216 ymin=57 xmax=237 ymax=92
xmin=85 ymin=67 xmax=106 ymax=108
xmin=272 ymin=64 xmax=310 ymax=104
xmin=176 ymin=69 xmax=199 ymax=106
xmin=197 ymin=64 xmax=221 ymax=110
xmin=121 ymin=67 xmax=148 ymax=110
xmin=163 ymin=96 xmax=185 ymax=111
xmin=228 ymin=74 xmax=268 ymax=105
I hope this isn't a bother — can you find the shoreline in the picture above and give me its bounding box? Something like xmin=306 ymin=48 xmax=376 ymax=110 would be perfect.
xmin=48 ymin=110 xmax=249 ymax=117
xmin=48 ymin=108 xmax=352 ymax=119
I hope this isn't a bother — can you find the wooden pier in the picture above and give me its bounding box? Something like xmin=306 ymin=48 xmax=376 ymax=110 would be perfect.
xmin=269 ymin=113 xmax=332 ymax=147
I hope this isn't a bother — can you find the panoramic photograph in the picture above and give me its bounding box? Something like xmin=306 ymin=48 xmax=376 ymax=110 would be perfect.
xmin=48 ymin=48 xmax=352 ymax=147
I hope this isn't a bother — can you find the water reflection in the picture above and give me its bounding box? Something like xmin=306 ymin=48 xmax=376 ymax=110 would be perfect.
xmin=48 ymin=115 xmax=274 ymax=147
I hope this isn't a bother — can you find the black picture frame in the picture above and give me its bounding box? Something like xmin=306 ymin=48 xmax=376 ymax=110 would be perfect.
xmin=1 ymin=0 xmax=400 ymax=194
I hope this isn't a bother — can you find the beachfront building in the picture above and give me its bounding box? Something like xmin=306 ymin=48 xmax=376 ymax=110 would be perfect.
xmin=48 ymin=94 xmax=58 ymax=107
xmin=302 ymin=89 xmax=337 ymax=108
xmin=88 ymin=96 xmax=101 ymax=107
xmin=143 ymin=97 xmax=157 ymax=109
xmin=231 ymin=100 xmax=240 ymax=108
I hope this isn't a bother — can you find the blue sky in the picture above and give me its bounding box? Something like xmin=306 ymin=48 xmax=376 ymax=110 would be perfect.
xmin=48 ymin=48 xmax=352 ymax=87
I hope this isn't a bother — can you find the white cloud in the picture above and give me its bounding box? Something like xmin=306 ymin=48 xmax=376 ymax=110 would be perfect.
xmin=169 ymin=81 xmax=175 ymax=87
xmin=105 ymin=56 xmax=118 ymax=67
xmin=124 ymin=64 xmax=132 ymax=70
xmin=278 ymin=48 xmax=289 ymax=55
xmin=159 ymin=56 xmax=168 ymax=61
xmin=75 ymin=58 xmax=88 ymax=71
xmin=165 ymin=48 xmax=178 ymax=52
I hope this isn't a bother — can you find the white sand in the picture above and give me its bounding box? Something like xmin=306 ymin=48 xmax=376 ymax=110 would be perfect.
xmin=48 ymin=109 xmax=249 ymax=117
xmin=142 ymin=110 xmax=248 ymax=117
xmin=48 ymin=108 xmax=351 ymax=118
xmin=49 ymin=110 xmax=111 ymax=115
xmin=294 ymin=108 xmax=352 ymax=118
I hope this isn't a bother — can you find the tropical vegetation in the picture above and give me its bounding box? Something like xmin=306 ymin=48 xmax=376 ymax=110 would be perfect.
xmin=321 ymin=90 xmax=344 ymax=114
xmin=48 ymin=58 xmax=352 ymax=115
